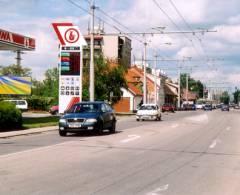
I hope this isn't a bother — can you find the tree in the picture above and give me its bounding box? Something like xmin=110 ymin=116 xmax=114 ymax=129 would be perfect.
xmin=83 ymin=56 xmax=127 ymax=104
xmin=233 ymin=89 xmax=240 ymax=104
xmin=180 ymin=73 xmax=204 ymax=98
xmin=0 ymin=64 xmax=31 ymax=76
xmin=220 ymin=91 xmax=230 ymax=104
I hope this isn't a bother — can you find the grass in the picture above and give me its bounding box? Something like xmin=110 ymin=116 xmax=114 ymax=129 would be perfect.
xmin=22 ymin=116 xmax=59 ymax=129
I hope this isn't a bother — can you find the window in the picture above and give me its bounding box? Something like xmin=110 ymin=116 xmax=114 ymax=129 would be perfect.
xmin=101 ymin=104 xmax=107 ymax=112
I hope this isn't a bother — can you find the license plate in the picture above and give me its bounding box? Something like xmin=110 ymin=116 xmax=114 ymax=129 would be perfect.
xmin=68 ymin=123 xmax=82 ymax=128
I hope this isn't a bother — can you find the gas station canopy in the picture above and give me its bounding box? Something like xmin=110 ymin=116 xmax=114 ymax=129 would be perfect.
xmin=0 ymin=28 xmax=35 ymax=51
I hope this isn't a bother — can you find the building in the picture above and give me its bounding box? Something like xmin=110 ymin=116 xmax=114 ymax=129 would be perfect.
xmin=83 ymin=33 xmax=131 ymax=68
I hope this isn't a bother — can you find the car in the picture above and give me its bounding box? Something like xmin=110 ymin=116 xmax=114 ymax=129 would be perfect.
xmin=58 ymin=101 xmax=116 ymax=136
xmin=221 ymin=104 xmax=230 ymax=111
xmin=136 ymin=104 xmax=161 ymax=121
xmin=182 ymin=103 xmax=196 ymax=111
xmin=4 ymin=99 xmax=28 ymax=111
xmin=234 ymin=105 xmax=240 ymax=109
xmin=203 ymin=104 xmax=212 ymax=111
xmin=195 ymin=103 xmax=204 ymax=109
xmin=49 ymin=105 xmax=59 ymax=115
xmin=162 ymin=103 xmax=175 ymax=113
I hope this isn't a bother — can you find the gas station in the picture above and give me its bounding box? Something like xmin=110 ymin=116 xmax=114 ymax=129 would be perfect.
xmin=0 ymin=28 xmax=35 ymax=95
xmin=0 ymin=28 xmax=35 ymax=66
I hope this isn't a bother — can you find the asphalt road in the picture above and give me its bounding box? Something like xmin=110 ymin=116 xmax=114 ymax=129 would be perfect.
xmin=0 ymin=109 xmax=240 ymax=195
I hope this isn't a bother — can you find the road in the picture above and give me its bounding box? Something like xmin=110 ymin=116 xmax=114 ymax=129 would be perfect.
xmin=0 ymin=110 xmax=240 ymax=195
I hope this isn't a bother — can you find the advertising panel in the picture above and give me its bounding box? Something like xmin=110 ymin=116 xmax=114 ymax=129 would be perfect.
xmin=52 ymin=23 xmax=86 ymax=113
xmin=0 ymin=76 xmax=32 ymax=95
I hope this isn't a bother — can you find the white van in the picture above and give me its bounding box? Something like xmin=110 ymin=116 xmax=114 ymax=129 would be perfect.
xmin=4 ymin=100 xmax=28 ymax=111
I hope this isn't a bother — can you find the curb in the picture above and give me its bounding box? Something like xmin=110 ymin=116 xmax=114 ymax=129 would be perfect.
xmin=0 ymin=126 xmax=58 ymax=139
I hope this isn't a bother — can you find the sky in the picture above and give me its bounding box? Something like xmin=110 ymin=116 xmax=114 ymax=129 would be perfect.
xmin=0 ymin=0 xmax=240 ymax=92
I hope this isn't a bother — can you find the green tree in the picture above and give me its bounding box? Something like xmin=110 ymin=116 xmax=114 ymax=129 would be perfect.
xmin=220 ymin=91 xmax=230 ymax=104
xmin=180 ymin=73 xmax=204 ymax=98
xmin=83 ymin=56 xmax=127 ymax=104
xmin=0 ymin=64 xmax=31 ymax=76
xmin=233 ymin=89 xmax=240 ymax=104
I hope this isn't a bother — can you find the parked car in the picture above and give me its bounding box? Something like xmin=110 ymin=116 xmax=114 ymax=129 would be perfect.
xmin=234 ymin=105 xmax=240 ymax=109
xmin=59 ymin=101 xmax=116 ymax=136
xmin=49 ymin=105 xmax=59 ymax=115
xmin=4 ymin=99 xmax=28 ymax=111
xmin=136 ymin=104 xmax=161 ymax=121
xmin=162 ymin=103 xmax=175 ymax=113
xmin=203 ymin=104 xmax=212 ymax=111
xmin=221 ymin=104 xmax=230 ymax=111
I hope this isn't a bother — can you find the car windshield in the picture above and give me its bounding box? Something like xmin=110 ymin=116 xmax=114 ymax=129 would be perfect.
xmin=139 ymin=105 xmax=156 ymax=110
xmin=68 ymin=104 xmax=100 ymax=113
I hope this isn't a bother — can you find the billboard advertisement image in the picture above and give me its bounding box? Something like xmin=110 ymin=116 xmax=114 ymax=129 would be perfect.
xmin=0 ymin=76 xmax=32 ymax=95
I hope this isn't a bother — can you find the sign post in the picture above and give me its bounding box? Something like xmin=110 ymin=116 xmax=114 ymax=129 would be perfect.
xmin=52 ymin=23 xmax=87 ymax=114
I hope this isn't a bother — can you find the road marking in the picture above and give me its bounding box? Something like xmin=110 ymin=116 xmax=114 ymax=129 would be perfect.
xmin=120 ymin=135 xmax=140 ymax=143
xmin=187 ymin=114 xmax=208 ymax=123
xmin=146 ymin=184 xmax=169 ymax=195
xmin=226 ymin=126 xmax=231 ymax=131
xmin=0 ymin=141 xmax=77 ymax=159
xmin=209 ymin=139 xmax=221 ymax=149
xmin=171 ymin=124 xmax=179 ymax=128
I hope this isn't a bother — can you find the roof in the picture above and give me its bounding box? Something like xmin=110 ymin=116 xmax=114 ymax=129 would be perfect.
xmin=127 ymin=83 xmax=142 ymax=96
xmin=182 ymin=89 xmax=197 ymax=100
xmin=0 ymin=28 xmax=35 ymax=51
xmin=165 ymin=83 xmax=178 ymax=96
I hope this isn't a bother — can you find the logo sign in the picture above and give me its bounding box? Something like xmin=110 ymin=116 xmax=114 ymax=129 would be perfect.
xmin=52 ymin=23 xmax=86 ymax=46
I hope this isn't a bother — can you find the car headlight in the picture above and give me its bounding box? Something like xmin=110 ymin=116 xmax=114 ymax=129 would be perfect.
xmin=59 ymin=119 xmax=67 ymax=123
xmin=85 ymin=118 xmax=97 ymax=123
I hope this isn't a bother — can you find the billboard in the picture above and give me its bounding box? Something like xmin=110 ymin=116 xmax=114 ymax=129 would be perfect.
xmin=52 ymin=23 xmax=87 ymax=113
xmin=0 ymin=76 xmax=32 ymax=95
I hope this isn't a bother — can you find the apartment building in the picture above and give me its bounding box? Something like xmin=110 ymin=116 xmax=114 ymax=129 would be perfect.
xmin=83 ymin=33 xmax=131 ymax=68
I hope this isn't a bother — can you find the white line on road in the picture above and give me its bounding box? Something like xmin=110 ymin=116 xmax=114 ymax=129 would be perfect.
xmin=209 ymin=139 xmax=221 ymax=149
xmin=171 ymin=124 xmax=179 ymax=128
xmin=226 ymin=126 xmax=231 ymax=131
xmin=120 ymin=135 xmax=141 ymax=143
xmin=0 ymin=141 xmax=77 ymax=159
xmin=146 ymin=184 xmax=169 ymax=195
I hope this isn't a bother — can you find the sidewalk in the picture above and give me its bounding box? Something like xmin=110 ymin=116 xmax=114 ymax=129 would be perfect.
xmin=0 ymin=126 xmax=58 ymax=139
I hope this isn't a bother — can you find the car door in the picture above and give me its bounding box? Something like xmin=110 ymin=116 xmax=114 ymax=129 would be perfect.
xmin=100 ymin=103 xmax=110 ymax=128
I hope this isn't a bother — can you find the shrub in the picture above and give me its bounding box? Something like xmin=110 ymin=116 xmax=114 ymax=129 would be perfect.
xmin=26 ymin=96 xmax=55 ymax=111
xmin=0 ymin=101 xmax=22 ymax=131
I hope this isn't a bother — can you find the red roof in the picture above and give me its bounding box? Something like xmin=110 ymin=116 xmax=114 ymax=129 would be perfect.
xmin=182 ymin=89 xmax=197 ymax=100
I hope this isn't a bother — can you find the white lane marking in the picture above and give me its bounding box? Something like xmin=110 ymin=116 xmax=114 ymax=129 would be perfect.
xmin=171 ymin=124 xmax=179 ymax=128
xmin=226 ymin=126 xmax=231 ymax=131
xmin=209 ymin=139 xmax=221 ymax=149
xmin=146 ymin=184 xmax=169 ymax=195
xmin=0 ymin=141 xmax=77 ymax=159
xmin=120 ymin=135 xmax=140 ymax=143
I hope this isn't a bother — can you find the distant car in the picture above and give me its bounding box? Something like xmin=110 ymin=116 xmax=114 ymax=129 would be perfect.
xmin=59 ymin=101 xmax=116 ymax=136
xmin=234 ymin=105 xmax=240 ymax=109
xmin=136 ymin=104 xmax=161 ymax=121
xmin=195 ymin=103 xmax=204 ymax=109
xmin=221 ymin=104 xmax=230 ymax=111
xmin=203 ymin=104 xmax=212 ymax=111
xmin=4 ymin=99 xmax=28 ymax=111
xmin=162 ymin=103 xmax=175 ymax=113
xmin=182 ymin=104 xmax=196 ymax=111
xmin=49 ymin=105 xmax=59 ymax=115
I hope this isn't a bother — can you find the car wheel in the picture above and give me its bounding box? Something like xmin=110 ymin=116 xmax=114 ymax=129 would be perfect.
xmin=136 ymin=119 xmax=139 ymax=121
xmin=109 ymin=120 xmax=116 ymax=134
xmin=59 ymin=130 xmax=67 ymax=136
xmin=97 ymin=122 xmax=104 ymax=135
xmin=158 ymin=115 xmax=162 ymax=121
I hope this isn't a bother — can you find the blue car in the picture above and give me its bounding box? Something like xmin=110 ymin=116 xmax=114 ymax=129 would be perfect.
xmin=221 ymin=104 xmax=229 ymax=111
xmin=59 ymin=101 xmax=116 ymax=136
xmin=204 ymin=104 xmax=212 ymax=111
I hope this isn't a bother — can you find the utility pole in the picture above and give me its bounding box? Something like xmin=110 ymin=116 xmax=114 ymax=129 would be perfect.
xmin=154 ymin=54 xmax=158 ymax=105
xmin=143 ymin=39 xmax=147 ymax=104
xmin=186 ymin=73 xmax=189 ymax=103
xmin=177 ymin=65 xmax=181 ymax=109
xmin=89 ymin=0 xmax=95 ymax=101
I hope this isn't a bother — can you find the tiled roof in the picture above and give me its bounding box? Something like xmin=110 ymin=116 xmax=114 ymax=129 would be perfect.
xmin=128 ymin=83 xmax=142 ymax=96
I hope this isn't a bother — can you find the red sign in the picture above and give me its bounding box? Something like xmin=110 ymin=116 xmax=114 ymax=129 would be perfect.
xmin=0 ymin=29 xmax=35 ymax=50
xmin=64 ymin=28 xmax=79 ymax=44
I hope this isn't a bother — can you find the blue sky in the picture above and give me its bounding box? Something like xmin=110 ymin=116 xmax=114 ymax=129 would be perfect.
xmin=0 ymin=0 xmax=240 ymax=91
